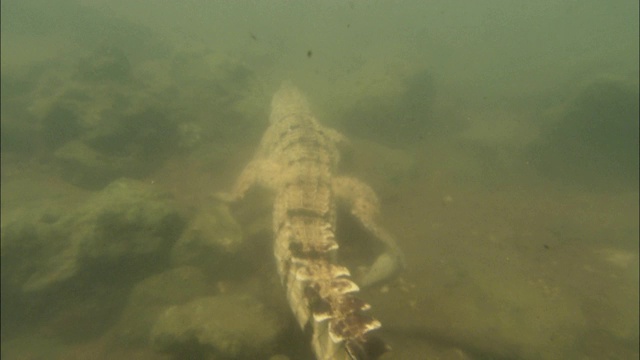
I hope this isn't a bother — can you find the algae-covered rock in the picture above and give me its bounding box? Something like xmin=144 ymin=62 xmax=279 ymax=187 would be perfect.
xmin=113 ymin=266 xmax=213 ymax=346
xmin=4 ymin=39 xmax=267 ymax=189
xmin=0 ymin=207 xmax=82 ymax=293
xmin=54 ymin=140 xmax=138 ymax=189
xmin=170 ymin=202 xmax=244 ymax=271
xmin=75 ymin=178 xmax=185 ymax=263
xmin=8 ymin=46 xmax=179 ymax=189
xmin=51 ymin=104 xmax=177 ymax=190
xmin=1 ymin=178 xmax=187 ymax=345
xmin=151 ymin=294 xmax=286 ymax=359
xmin=1 ymin=178 xmax=185 ymax=294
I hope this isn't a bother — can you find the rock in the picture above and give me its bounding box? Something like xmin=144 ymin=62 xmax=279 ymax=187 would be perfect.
xmin=1 ymin=178 xmax=185 ymax=294
xmin=75 ymin=178 xmax=184 ymax=263
xmin=327 ymin=59 xmax=438 ymax=146
xmin=131 ymin=267 xmax=212 ymax=306
xmin=3 ymin=38 xmax=267 ymax=189
xmin=529 ymin=77 xmax=639 ymax=189
xmin=170 ymin=202 xmax=243 ymax=272
xmin=1 ymin=178 xmax=187 ymax=345
xmin=151 ymin=294 xmax=286 ymax=359
xmin=54 ymin=140 xmax=137 ymax=189
xmin=54 ymin=105 xmax=178 ymax=190
xmin=113 ymin=266 xmax=213 ymax=345
xmin=19 ymin=48 xmax=179 ymax=189
xmin=1 ymin=207 xmax=81 ymax=293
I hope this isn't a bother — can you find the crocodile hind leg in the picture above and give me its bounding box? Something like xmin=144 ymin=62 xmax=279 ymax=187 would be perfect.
xmin=333 ymin=176 xmax=406 ymax=287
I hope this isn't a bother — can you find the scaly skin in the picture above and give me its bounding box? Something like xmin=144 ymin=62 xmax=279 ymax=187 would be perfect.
xmin=219 ymin=82 xmax=404 ymax=359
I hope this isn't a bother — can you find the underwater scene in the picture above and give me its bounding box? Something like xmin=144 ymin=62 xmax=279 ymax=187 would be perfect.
xmin=1 ymin=1 xmax=638 ymax=359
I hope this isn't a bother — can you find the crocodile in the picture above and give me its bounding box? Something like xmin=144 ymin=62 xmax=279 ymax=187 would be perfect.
xmin=218 ymin=82 xmax=405 ymax=359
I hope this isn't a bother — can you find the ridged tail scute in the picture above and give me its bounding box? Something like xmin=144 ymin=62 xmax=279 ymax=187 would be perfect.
xmin=327 ymin=295 xmax=382 ymax=344
xmin=310 ymin=290 xmax=387 ymax=360
xmin=288 ymin=217 xmax=339 ymax=258
xmin=284 ymin=254 xmax=387 ymax=359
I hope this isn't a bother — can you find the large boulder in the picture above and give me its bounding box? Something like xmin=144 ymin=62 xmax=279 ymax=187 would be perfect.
xmin=529 ymin=77 xmax=639 ymax=189
xmin=75 ymin=178 xmax=185 ymax=267
xmin=1 ymin=178 xmax=185 ymax=338
xmin=18 ymin=47 xmax=179 ymax=189
xmin=112 ymin=266 xmax=214 ymax=346
xmin=151 ymin=294 xmax=286 ymax=359
xmin=1 ymin=206 xmax=81 ymax=293
xmin=170 ymin=202 xmax=244 ymax=275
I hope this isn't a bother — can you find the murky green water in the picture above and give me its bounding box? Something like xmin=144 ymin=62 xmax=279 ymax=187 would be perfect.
xmin=2 ymin=1 xmax=638 ymax=359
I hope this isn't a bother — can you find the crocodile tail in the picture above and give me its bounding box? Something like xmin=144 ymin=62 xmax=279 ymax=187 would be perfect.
xmin=307 ymin=268 xmax=387 ymax=360
xmin=275 ymin=220 xmax=388 ymax=359
xmin=309 ymin=292 xmax=389 ymax=360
